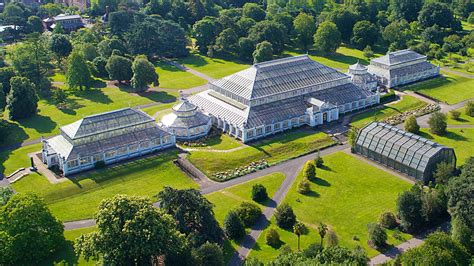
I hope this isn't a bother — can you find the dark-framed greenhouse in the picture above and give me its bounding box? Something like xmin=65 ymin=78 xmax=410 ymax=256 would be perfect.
xmin=354 ymin=122 xmax=456 ymax=184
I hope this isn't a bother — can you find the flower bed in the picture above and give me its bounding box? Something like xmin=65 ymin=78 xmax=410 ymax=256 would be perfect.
xmin=178 ymin=128 xmax=222 ymax=147
xmin=382 ymin=103 xmax=440 ymax=125
xmin=212 ymin=160 xmax=269 ymax=181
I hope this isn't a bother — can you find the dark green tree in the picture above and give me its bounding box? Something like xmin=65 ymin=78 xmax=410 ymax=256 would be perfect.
xmin=397 ymin=187 xmax=423 ymax=232
xmin=434 ymin=162 xmax=454 ymax=185
xmin=265 ymin=228 xmax=280 ymax=247
xmin=404 ymin=115 xmax=420 ymax=133
xmin=214 ymin=28 xmax=239 ymax=55
xmin=389 ymin=0 xmax=423 ymax=22
xmin=193 ymin=16 xmax=221 ymax=54
xmin=367 ymin=223 xmax=387 ymax=248
xmin=293 ymin=221 xmax=306 ymax=251
xmin=451 ymin=217 xmax=473 ymax=252
xmin=248 ymin=20 xmax=286 ymax=54
xmin=238 ymin=37 xmax=255 ymax=62
xmin=0 ymin=186 xmax=14 ymax=206
xmin=351 ymin=20 xmax=378 ymax=49
xmin=236 ymin=17 xmax=256 ymax=37
xmin=293 ymin=12 xmax=316 ymax=51
xmin=272 ymin=12 xmax=294 ymax=37
xmin=27 ymin=16 xmax=43 ymax=33
xmin=446 ymin=158 xmax=474 ymax=231
xmin=235 ymin=201 xmax=261 ymax=227
xmin=6 ymin=76 xmax=38 ymax=120
xmin=49 ymin=34 xmax=72 ymax=66
xmin=66 ymin=49 xmax=92 ymax=90
xmin=465 ymin=101 xmax=474 ymax=117
xmin=92 ymin=57 xmax=108 ymax=78
xmin=418 ymin=2 xmax=457 ymax=29
xmin=251 ymin=183 xmax=268 ymax=202
xmin=314 ymin=21 xmax=341 ymax=54
xmin=303 ymin=160 xmax=316 ymax=181
xmin=97 ymin=37 xmax=127 ymax=58
xmin=0 ymin=193 xmax=64 ymax=265
xmin=382 ymin=20 xmax=412 ymax=50
xmin=75 ymin=195 xmax=189 ymax=265
xmin=252 ymin=41 xmax=273 ymax=63
xmin=223 ymin=210 xmax=245 ymax=240
xmin=108 ymin=10 xmax=134 ymax=35
xmin=318 ymin=222 xmax=328 ymax=248
xmin=192 ymin=242 xmax=224 ymax=266
xmin=131 ymin=55 xmax=158 ymax=91
xmin=242 ymin=3 xmax=266 ymax=22
xmin=428 ymin=112 xmax=447 ymax=135
xmin=275 ymin=203 xmax=296 ymax=230
xmin=329 ymin=7 xmax=358 ymax=43
xmin=378 ymin=211 xmax=397 ymax=229
xmin=0 ymin=67 xmax=16 ymax=94
xmin=297 ymin=178 xmax=311 ymax=194
xmin=106 ymin=55 xmax=132 ymax=83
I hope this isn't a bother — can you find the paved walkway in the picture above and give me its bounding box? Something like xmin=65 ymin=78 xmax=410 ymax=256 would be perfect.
xmin=440 ymin=67 xmax=474 ymax=79
xmin=161 ymin=58 xmax=215 ymax=82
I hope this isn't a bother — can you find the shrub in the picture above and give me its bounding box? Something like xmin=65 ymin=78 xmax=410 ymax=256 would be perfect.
xmin=465 ymin=101 xmax=474 ymax=117
xmin=235 ymin=202 xmax=262 ymax=227
xmin=192 ymin=242 xmax=224 ymax=266
xmin=326 ymin=229 xmax=339 ymax=247
xmin=303 ymin=243 xmax=322 ymax=258
xmin=428 ymin=112 xmax=447 ymax=135
xmin=449 ymin=110 xmax=461 ymax=120
xmin=94 ymin=160 xmax=106 ymax=169
xmin=265 ymin=228 xmax=280 ymax=247
xmin=297 ymin=179 xmax=311 ymax=194
xmin=379 ymin=211 xmax=397 ymax=229
xmin=303 ymin=160 xmax=316 ymax=181
xmin=404 ymin=115 xmax=420 ymax=133
xmin=275 ymin=203 xmax=296 ymax=230
xmin=314 ymin=150 xmax=324 ymax=168
xmin=251 ymin=184 xmax=268 ymax=202
xmin=367 ymin=223 xmax=387 ymax=248
xmin=224 ymin=210 xmax=245 ymax=240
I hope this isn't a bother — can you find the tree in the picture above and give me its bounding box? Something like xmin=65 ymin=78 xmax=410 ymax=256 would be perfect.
xmin=106 ymin=55 xmax=132 ymax=83
xmin=49 ymin=34 xmax=72 ymax=66
xmin=451 ymin=217 xmax=473 ymax=252
xmin=404 ymin=115 xmax=420 ymax=133
xmin=75 ymin=195 xmax=188 ymax=265
xmin=329 ymin=7 xmax=358 ymax=43
xmin=52 ymin=22 xmax=64 ymax=34
xmin=449 ymin=110 xmax=461 ymax=120
xmin=293 ymin=221 xmax=306 ymax=251
xmin=192 ymin=242 xmax=224 ymax=266
xmin=401 ymin=232 xmax=469 ymax=265
xmin=446 ymin=159 xmax=474 ymax=231
xmin=382 ymin=20 xmax=412 ymax=50
xmin=317 ymin=222 xmax=328 ymax=248
xmin=0 ymin=186 xmax=14 ymax=206
xmin=266 ymin=228 xmax=280 ymax=247
xmin=315 ymin=150 xmax=324 ymax=168
xmin=92 ymin=57 xmax=108 ymax=78
xmin=252 ymin=41 xmax=273 ymax=63
xmin=97 ymin=38 xmax=127 ymax=58
xmin=235 ymin=201 xmax=261 ymax=227
xmin=351 ymin=20 xmax=378 ymax=49
xmin=242 ymin=3 xmax=266 ymax=22
xmin=397 ymin=188 xmax=423 ymax=232
xmin=27 ymin=16 xmax=43 ymax=33
xmin=293 ymin=12 xmax=316 ymax=51
xmin=66 ymin=50 xmax=92 ymax=90
xmin=297 ymin=178 xmax=311 ymax=194
xmin=326 ymin=229 xmax=339 ymax=247
xmin=389 ymin=0 xmax=422 ymax=22
xmin=77 ymin=43 xmax=99 ymax=62
xmin=421 ymin=25 xmax=445 ymax=44
xmin=313 ymin=21 xmax=341 ymax=55
xmin=157 ymin=187 xmax=224 ymax=247
xmin=37 ymin=3 xmax=63 ymax=17
xmin=131 ymin=55 xmax=158 ymax=91
xmin=236 ymin=17 xmax=256 ymax=37
xmin=193 ymin=16 xmax=220 ymax=54
xmin=248 ymin=20 xmax=286 ymax=54
xmin=2 ymin=3 xmax=27 ymax=38
xmin=348 ymin=126 xmax=359 ymax=148
xmin=6 ymin=76 xmax=38 ymax=120
xmin=0 ymin=193 xmax=64 ymax=265
xmin=223 ymin=210 xmax=245 ymax=240
xmin=273 ymin=12 xmax=294 ymax=36
xmin=251 ymin=183 xmax=268 ymax=202
xmin=418 ymin=2 xmax=457 ymax=30
xmin=275 ymin=203 xmax=296 ymax=230
xmin=303 ymin=160 xmax=316 ymax=181
xmin=434 ymin=162 xmax=454 ymax=185
xmin=108 ymin=10 xmax=134 ymax=35
xmin=0 ymin=67 xmax=16 ymax=95
xmin=378 ymin=211 xmax=397 ymax=229
xmin=214 ymin=28 xmax=239 ymax=55
xmin=428 ymin=112 xmax=447 ymax=135
xmin=465 ymin=101 xmax=474 ymax=117
xmin=367 ymin=223 xmax=387 ymax=248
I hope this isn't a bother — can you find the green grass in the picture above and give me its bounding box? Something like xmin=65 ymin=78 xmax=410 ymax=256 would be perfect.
xmin=350 ymin=95 xmax=428 ymax=128
xmin=154 ymin=61 xmax=207 ymax=89
xmin=418 ymin=128 xmax=474 ymax=165
xmin=404 ymin=73 xmax=474 ymax=104
xmin=187 ymin=128 xmax=335 ymax=178
xmin=177 ymin=53 xmax=250 ymax=79
xmin=141 ymin=102 xmax=175 ymax=117
xmin=181 ymin=133 xmax=243 ymax=151
xmin=249 ymin=152 xmax=412 ymax=262
xmin=1 ymin=86 xmax=178 ymax=146
xmin=446 ymin=106 xmax=474 ymax=125
xmin=12 ymin=151 xmax=198 ymax=221
xmin=50 ymin=72 xmax=67 ymax=83
xmin=0 ymin=143 xmax=42 ymax=176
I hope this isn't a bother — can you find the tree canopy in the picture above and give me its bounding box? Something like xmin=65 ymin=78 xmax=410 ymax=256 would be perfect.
xmin=6 ymin=76 xmax=38 ymax=120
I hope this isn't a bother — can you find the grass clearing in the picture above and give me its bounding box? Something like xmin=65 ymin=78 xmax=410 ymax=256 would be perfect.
xmin=0 ymin=143 xmax=42 ymax=176
xmin=418 ymin=128 xmax=474 ymax=165
xmin=446 ymin=106 xmax=474 ymax=125
xmin=249 ymin=152 xmax=412 ymax=262
xmin=403 ymin=73 xmax=474 ymax=104
xmin=177 ymin=53 xmax=250 ymax=79
xmin=350 ymin=95 xmax=428 ymax=128
xmin=181 ymin=132 xmax=243 ymax=151
xmin=154 ymin=61 xmax=207 ymax=89
xmin=187 ymin=128 xmax=335 ymax=179
xmin=141 ymin=103 xmax=175 ymax=117
xmin=12 ymin=150 xmax=198 ymax=221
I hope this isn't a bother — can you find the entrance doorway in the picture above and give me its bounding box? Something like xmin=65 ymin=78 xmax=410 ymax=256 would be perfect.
xmin=323 ymin=112 xmax=328 ymax=122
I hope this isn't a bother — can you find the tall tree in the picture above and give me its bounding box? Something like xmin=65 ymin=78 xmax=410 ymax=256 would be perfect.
xmin=0 ymin=193 xmax=64 ymax=265
xmin=108 ymin=10 xmax=134 ymax=35
xmin=253 ymin=41 xmax=273 ymax=63
xmin=193 ymin=16 xmax=221 ymax=54
xmin=106 ymin=55 xmax=132 ymax=83
xmin=382 ymin=20 xmax=412 ymax=50
xmin=418 ymin=2 xmax=458 ymax=30
xmin=293 ymin=12 xmax=316 ymax=51
xmin=49 ymin=34 xmax=73 ymax=66
xmin=313 ymin=21 xmax=341 ymax=54
xmin=389 ymin=0 xmax=422 ymax=22
xmin=293 ymin=221 xmax=306 ymax=251
xmin=329 ymin=7 xmax=358 ymax=43
xmin=66 ymin=50 xmax=92 ymax=90
xmin=248 ymin=20 xmax=287 ymax=54
xmin=131 ymin=55 xmax=158 ymax=91
xmin=351 ymin=20 xmax=378 ymax=49
xmin=75 ymin=195 xmax=189 ymax=265
xmin=27 ymin=16 xmax=44 ymax=33
xmin=6 ymin=76 xmax=38 ymax=120
xmin=397 ymin=187 xmax=423 ymax=233
xmin=428 ymin=112 xmax=447 ymax=135
xmin=242 ymin=3 xmax=266 ymax=22
xmin=214 ymin=28 xmax=239 ymax=55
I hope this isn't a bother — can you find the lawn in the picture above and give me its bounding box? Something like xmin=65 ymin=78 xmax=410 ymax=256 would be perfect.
xmin=403 ymin=72 xmax=474 ymax=104
xmin=177 ymin=53 xmax=250 ymax=79
xmin=12 ymin=150 xmax=198 ymax=221
xmin=180 ymin=132 xmax=243 ymax=151
xmin=187 ymin=128 xmax=335 ymax=179
xmin=0 ymin=143 xmax=42 ymax=176
xmin=154 ymin=61 xmax=207 ymax=89
xmin=350 ymin=95 xmax=428 ymax=128
xmin=418 ymin=128 xmax=474 ymax=165
xmin=1 ymin=86 xmax=178 ymax=146
xmin=446 ymin=106 xmax=474 ymax=125
xmin=249 ymin=152 xmax=412 ymax=262
xmin=140 ymin=102 xmax=175 ymax=117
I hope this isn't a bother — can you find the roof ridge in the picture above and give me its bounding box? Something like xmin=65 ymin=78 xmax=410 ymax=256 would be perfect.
xmin=253 ymin=54 xmax=310 ymax=68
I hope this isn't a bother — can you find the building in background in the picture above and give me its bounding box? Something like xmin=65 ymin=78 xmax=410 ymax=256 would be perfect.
xmin=347 ymin=61 xmax=378 ymax=92
xmin=354 ymin=122 xmax=456 ymax=184
xmin=56 ymin=0 xmax=90 ymax=11
xmin=368 ymin=49 xmax=440 ymax=88
xmin=42 ymin=108 xmax=175 ymax=176
xmin=43 ymin=14 xmax=84 ymax=32
xmin=190 ymin=55 xmax=379 ymax=143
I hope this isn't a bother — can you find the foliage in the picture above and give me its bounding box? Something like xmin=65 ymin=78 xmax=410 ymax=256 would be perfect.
xmin=265 ymin=228 xmax=280 ymax=247
xmin=351 ymin=20 xmax=378 ymax=49
xmin=363 ymin=45 xmax=374 ymax=59
xmin=275 ymin=203 xmax=296 ymax=230
xmin=293 ymin=12 xmax=316 ymax=50
xmin=52 ymin=88 xmax=67 ymax=106
xmin=248 ymin=20 xmax=286 ymax=54
xmin=446 ymin=159 xmax=474 ymax=231
xmin=465 ymin=101 xmax=474 ymax=117
xmin=378 ymin=211 xmax=397 ymax=229
xmin=214 ymin=28 xmax=239 ymax=55
xmin=131 ymin=55 xmax=158 ymax=91
xmin=449 ymin=110 xmax=461 ymax=120
xmin=0 ymin=193 xmax=64 ymax=265
xmin=329 ymin=7 xmax=358 ymax=43
xmin=303 ymin=160 xmax=316 ymax=181
xmin=317 ymin=222 xmax=328 ymax=247
xmin=428 ymin=112 xmax=447 ymax=135
xmin=242 ymin=3 xmax=266 ymax=22
xmin=297 ymin=178 xmax=311 ymax=194
xmin=66 ymin=49 xmax=92 ymax=90
xmin=293 ymin=221 xmax=306 ymax=251
xmin=106 ymin=55 xmax=132 ymax=83
xmin=92 ymin=56 xmax=108 ymax=78
xmin=75 ymin=195 xmax=189 ymax=265
xmin=0 ymin=67 xmax=16 ymax=94
xmin=0 ymin=186 xmax=14 ymax=206
xmin=272 ymin=245 xmax=369 ymax=265
xmin=192 ymin=242 xmax=224 ymax=266
xmin=223 ymin=210 xmax=245 ymax=240
xmin=314 ymin=151 xmax=324 ymax=168
xmin=404 ymin=115 xmax=420 ymax=133
xmin=313 ymin=21 xmax=341 ymax=55
xmin=97 ymin=38 xmax=127 ymax=58
xmin=418 ymin=2 xmax=458 ymax=29
xmin=49 ymin=34 xmax=72 ymax=64
xmin=400 ymin=232 xmax=469 ymax=265
xmin=383 ymin=20 xmax=412 ymax=50
xmin=235 ymin=201 xmax=262 ymax=227
xmin=348 ymin=126 xmax=359 ymax=148
xmin=325 ymin=229 xmax=338 ymax=247
xmin=389 ymin=0 xmax=423 ymax=22
xmin=451 ymin=217 xmax=473 ymax=253
xmin=251 ymin=183 xmax=268 ymax=202
xmin=27 ymin=16 xmax=43 ymax=33
xmin=157 ymin=187 xmax=224 ymax=247
xmin=77 ymin=43 xmax=99 ymax=62
xmin=193 ymin=16 xmax=220 ymax=54
xmin=6 ymin=76 xmax=38 ymax=120
xmin=397 ymin=188 xmax=423 ymax=233
xmin=367 ymin=223 xmax=387 ymax=248
xmin=434 ymin=162 xmax=454 ymax=185
xmin=108 ymin=10 xmax=134 ymax=35
xmin=253 ymin=41 xmax=273 ymax=63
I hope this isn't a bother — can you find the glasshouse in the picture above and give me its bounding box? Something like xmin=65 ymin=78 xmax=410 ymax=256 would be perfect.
xmin=354 ymin=122 xmax=456 ymax=184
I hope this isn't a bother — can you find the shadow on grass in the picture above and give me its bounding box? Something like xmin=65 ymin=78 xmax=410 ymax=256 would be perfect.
xmin=419 ymin=130 xmax=468 ymax=141
xmin=153 ymin=60 xmax=185 ymax=73
xmin=284 ymin=47 xmax=369 ymax=66
xmin=41 ymin=240 xmax=79 ymax=266
xmin=305 ymin=190 xmax=320 ymax=197
xmin=0 ymin=120 xmax=29 ymax=147
xmin=178 ymin=53 xmax=249 ymax=68
xmin=318 ymin=165 xmax=332 ymax=172
xmin=313 ymin=177 xmax=330 ymax=187
xmin=73 ymin=88 xmax=112 ymax=104
xmin=18 ymin=114 xmax=57 ymax=134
